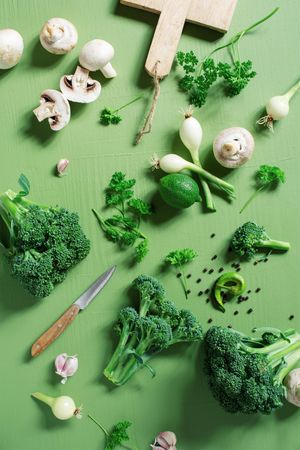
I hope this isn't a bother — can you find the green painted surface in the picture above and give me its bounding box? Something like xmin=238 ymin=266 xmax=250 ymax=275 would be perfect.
xmin=0 ymin=0 xmax=299 ymax=449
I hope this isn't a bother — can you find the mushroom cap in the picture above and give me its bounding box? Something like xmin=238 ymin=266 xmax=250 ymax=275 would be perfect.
xmin=213 ymin=127 xmax=255 ymax=169
xmin=79 ymin=39 xmax=114 ymax=71
xmin=0 ymin=28 xmax=24 ymax=69
xmin=60 ymin=65 xmax=101 ymax=103
xmin=34 ymin=89 xmax=70 ymax=131
xmin=39 ymin=18 xmax=78 ymax=55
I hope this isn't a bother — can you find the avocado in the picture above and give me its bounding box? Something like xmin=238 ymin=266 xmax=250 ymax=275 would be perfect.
xmin=159 ymin=173 xmax=201 ymax=209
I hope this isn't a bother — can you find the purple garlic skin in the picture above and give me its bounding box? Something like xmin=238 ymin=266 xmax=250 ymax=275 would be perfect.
xmin=151 ymin=431 xmax=177 ymax=450
xmin=55 ymin=353 xmax=78 ymax=384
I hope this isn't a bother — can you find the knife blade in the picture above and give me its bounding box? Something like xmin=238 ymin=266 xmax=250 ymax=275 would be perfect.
xmin=31 ymin=266 xmax=116 ymax=357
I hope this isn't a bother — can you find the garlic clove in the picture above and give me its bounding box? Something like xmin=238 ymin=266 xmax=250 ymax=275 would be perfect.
xmin=55 ymin=353 xmax=78 ymax=383
xmin=152 ymin=431 xmax=177 ymax=449
xmin=56 ymin=159 xmax=69 ymax=177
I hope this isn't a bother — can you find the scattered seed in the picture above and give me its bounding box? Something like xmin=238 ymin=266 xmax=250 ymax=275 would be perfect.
xmin=227 ymin=325 xmax=232 ymax=328
xmin=244 ymin=296 xmax=249 ymax=301
xmin=203 ymin=268 xmax=208 ymax=273
xmin=198 ymin=291 xmax=203 ymax=296
xmin=234 ymin=311 xmax=239 ymax=315
xmin=210 ymin=233 xmax=216 ymax=238
xmin=211 ymin=255 xmax=217 ymax=261
xmin=177 ymin=273 xmax=182 ymax=278
xmin=204 ymin=288 xmax=210 ymax=295
xmin=289 ymin=315 xmax=294 ymax=320
xmin=196 ymin=278 xmax=202 ymax=283
xmin=231 ymin=263 xmax=236 ymax=268
xmin=255 ymin=288 xmax=261 ymax=293
xmin=263 ymin=258 xmax=268 ymax=263
xmin=247 ymin=308 xmax=253 ymax=314
xmin=208 ymin=269 xmax=214 ymax=274
xmin=236 ymin=268 xmax=241 ymax=272
xmin=247 ymin=290 xmax=251 ymax=294
xmin=253 ymin=261 xmax=258 ymax=266
xmin=206 ymin=298 xmax=210 ymax=303
xmin=218 ymin=267 xmax=224 ymax=273
xmin=207 ymin=318 xmax=213 ymax=323
xmin=186 ymin=289 xmax=191 ymax=295
xmin=187 ymin=274 xmax=191 ymax=279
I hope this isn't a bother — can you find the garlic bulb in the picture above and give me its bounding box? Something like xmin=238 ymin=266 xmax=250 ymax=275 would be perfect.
xmin=213 ymin=127 xmax=255 ymax=169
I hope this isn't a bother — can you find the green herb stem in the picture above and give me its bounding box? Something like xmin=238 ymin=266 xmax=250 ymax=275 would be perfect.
xmin=239 ymin=185 xmax=265 ymax=213
xmin=114 ymin=95 xmax=143 ymax=113
xmin=88 ymin=414 xmax=109 ymax=437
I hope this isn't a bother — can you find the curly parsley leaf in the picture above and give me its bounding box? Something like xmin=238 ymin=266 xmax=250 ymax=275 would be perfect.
xmin=240 ymin=165 xmax=285 ymax=213
xmin=218 ymin=60 xmax=256 ymax=97
xmin=93 ymin=172 xmax=151 ymax=262
xmin=165 ymin=248 xmax=198 ymax=299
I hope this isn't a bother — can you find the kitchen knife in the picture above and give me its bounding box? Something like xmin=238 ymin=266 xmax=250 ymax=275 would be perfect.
xmin=31 ymin=266 xmax=116 ymax=357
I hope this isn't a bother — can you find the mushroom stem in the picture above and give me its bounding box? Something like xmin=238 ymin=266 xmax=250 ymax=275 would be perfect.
xmin=73 ymin=65 xmax=90 ymax=86
xmin=46 ymin=25 xmax=64 ymax=43
xmin=33 ymin=102 xmax=58 ymax=122
xmin=221 ymin=142 xmax=239 ymax=157
xmin=100 ymin=62 xmax=117 ymax=78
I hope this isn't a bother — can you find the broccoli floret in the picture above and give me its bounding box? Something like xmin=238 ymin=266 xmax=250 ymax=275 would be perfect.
xmin=104 ymin=275 xmax=203 ymax=386
xmin=0 ymin=178 xmax=90 ymax=298
xmin=205 ymin=326 xmax=300 ymax=414
xmin=132 ymin=274 xmax=165 ymax=317
xmin=231 ymin=221 xmax=290 ymax=260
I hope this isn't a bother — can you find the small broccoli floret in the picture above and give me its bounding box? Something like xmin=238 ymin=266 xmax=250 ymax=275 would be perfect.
xmin=132 ymin=274 xmax=165 ymax=317
xmin=104 ymin=275 xmax=203 ymax=386
xmin=0 ymin=177 xmax=90 ymax=298
xmin=231 ymin=221 xmax=290 ymax=260
xmin=205 ymin=326 xmax=300 ymax=414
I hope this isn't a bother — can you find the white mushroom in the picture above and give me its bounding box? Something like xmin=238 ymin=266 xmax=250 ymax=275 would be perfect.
xmin=79 ymin=39 xmax=116 ymax=78
xmin=60 ymin=65 xmax=101 ymax=103
xmin=213 ymin=127 xmax=255 ymax=169
xmin=33 ymin=89 xmax=70 ymax=131
xmin=0 ymin=29 xmax=24 ymax=69
xmin=39 ymin=18 xmax=78 ymax=55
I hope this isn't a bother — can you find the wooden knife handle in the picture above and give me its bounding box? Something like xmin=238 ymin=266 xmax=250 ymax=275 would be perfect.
xmin=145 ymin=0 xmax=193 ymax=78
xmin=31 ymin=304 xmax=80 ymax=357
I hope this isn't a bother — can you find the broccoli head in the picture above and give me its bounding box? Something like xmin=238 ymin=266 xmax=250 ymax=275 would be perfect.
xmin=231 ymin=221 xmax=290 ymax=260
xmin=205 ymin=326 xmax=300 ymax=414
xmin=104 ymin=275 xmax=203 ymax=386
xmin=0 ymin=177 xmax=90 ymax=298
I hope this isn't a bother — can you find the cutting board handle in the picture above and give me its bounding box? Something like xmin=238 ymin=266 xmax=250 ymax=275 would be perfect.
xmin=145 ymin=0 xmax=193 ymax=78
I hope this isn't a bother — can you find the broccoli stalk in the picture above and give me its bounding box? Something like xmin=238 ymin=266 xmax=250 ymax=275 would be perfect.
xmin=103 ymin=275 xmax=203 ymax=386
xmin=0 ymin=176 xmax=90 ymax=298
xmin=231 ymin=221 xmax=290 ymax=260
xmin=205 ymin=326 xmax=300 ymax=414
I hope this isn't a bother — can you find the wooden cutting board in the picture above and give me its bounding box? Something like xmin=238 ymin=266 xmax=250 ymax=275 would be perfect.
xmin=120 ymin=0 xmax=238 ymax=77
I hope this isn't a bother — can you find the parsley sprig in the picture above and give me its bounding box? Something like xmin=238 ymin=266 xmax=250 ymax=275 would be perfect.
xmin=165 ymin=248 xmax=198 ymax=299
xmin=177 ymin=8 xmax=278 ymax=108
xmin=88 ymin=414 xmax=136 ymax=450
xmin=93 ymin=172 xmax=151 ymax=262
xmin=100 ymin=96 xmax=142 ymax=125
xmin=240 ymin=165 xmax=285 ymax=213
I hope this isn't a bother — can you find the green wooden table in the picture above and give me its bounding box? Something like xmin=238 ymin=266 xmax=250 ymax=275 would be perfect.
xmin=0 ymin=1 xmax=299 ymax=449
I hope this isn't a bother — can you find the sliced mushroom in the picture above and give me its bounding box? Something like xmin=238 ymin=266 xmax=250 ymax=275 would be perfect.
xmin=33 ymin=89 xmax=70 ymax=131
xmin=213 ymin=127 xmax=255 ymax=169
xmin=40 ymin=18 xmax=78 ymax=55
xmin=79 ymin=39 xmax=116 ymax=78
xmin=60 ymin=65 xmax=101 ymax=103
